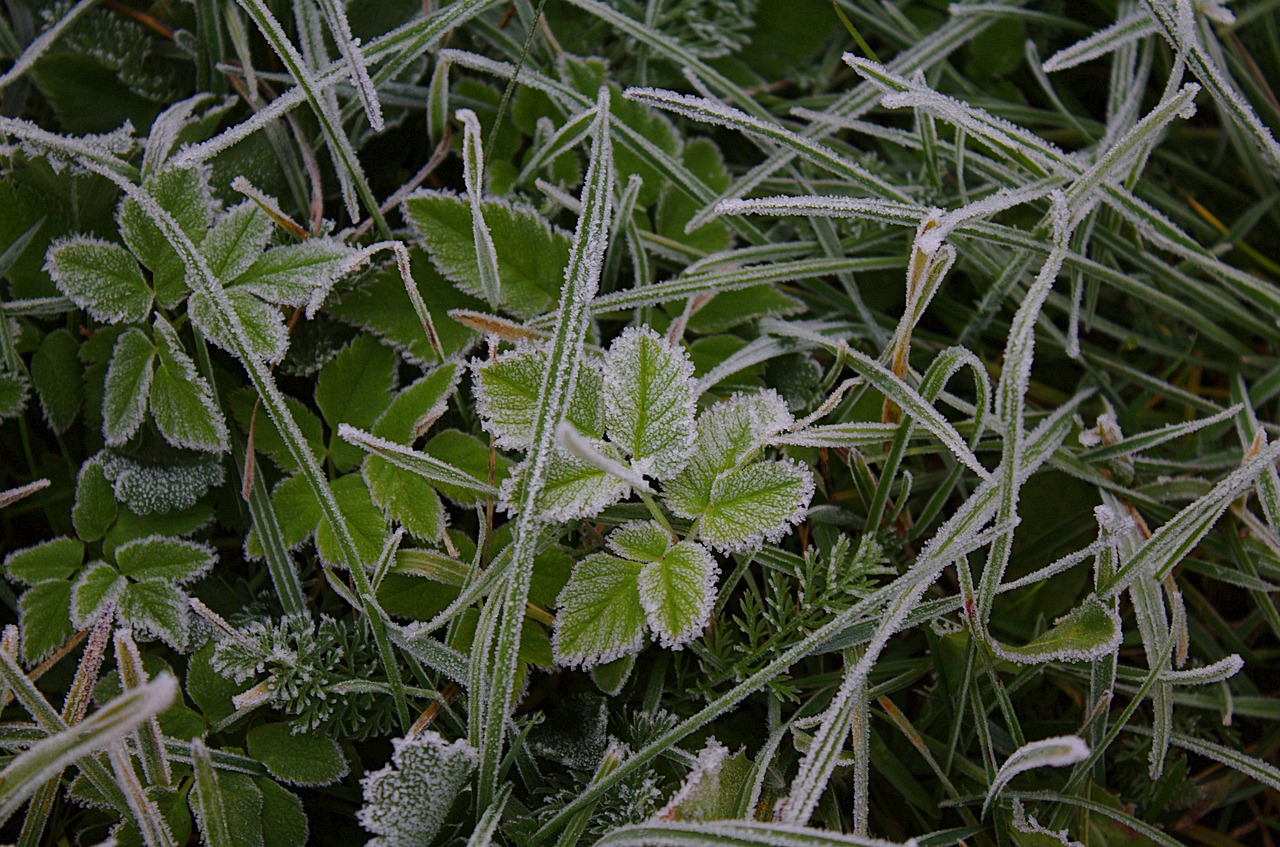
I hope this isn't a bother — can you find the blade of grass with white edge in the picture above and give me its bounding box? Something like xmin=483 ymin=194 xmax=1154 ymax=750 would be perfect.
xmin=173 ymin=0 xmax=501 ymax=169
xmin=337 ymin=424 xmax=499 ymax=495
xmin=1138 ymin=0 xmax=1280 ymax=172
xmin=191 ymin=738 xmax=235 ymax=847
xmin=982 ymin=737 xmax=1090 ymax=818
xmin=475 ymin=86 xmax=615 ymax=812
xmin=456 ymin=108 xmax=502 ymax=308
xmin=1079 ymin=404 xmax=1240 ymax=463
xmin=313 ymin=0 xmax=383 ymax=131
xmin=107 ymin=741 xmax=176 ymax=847
xmin=841 ymin=347 xmax=991 ymax=481
xmin=589 ymin=820 xmax=919 ymax=847
xmin=1232 ymin=377 xmax=1280 ymax=537
xmin=231 ymin=0 xmax=384 ymax=232
xmin=1129 ymin=726 xmax=1280 ymax=793
xmin=1041 ymin=9 xmax=1158 ymax=72
xmin=1098 ymin=441 xmax=1280 ymax=598
xmin=0 ymin=0 xmax=100 ymax=93
xmin=8 ymin=131 xmax=411 ymax=731
xmin=0 ymin=672 xmax=176 ymax=826
xmin=113 ymin=629 xmax=171 ymax=788
xmin=623 ymin=88 xmax=909 ymax=202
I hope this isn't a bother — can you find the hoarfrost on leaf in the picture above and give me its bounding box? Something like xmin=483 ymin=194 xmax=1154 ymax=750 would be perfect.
xmin=101 ymin=328 xmax=155 ymax=446
xmin=554 ymin=553 xmax=647 ymax=669
xmin=473 ymin=347 xmax=605 ymax=449
xmin=149 ymin=317 xmax=229 ymax=453
xmin=983 ymin=736 xmax=1091 ymax=817
xmin=44 ymin=236 xmax=152 ymax=324
xmin=637 ymin=540 xmax=718 ymax=649
xmin=357 ymin=731 xmax=477 ymax=847
xmin=603 ymin=326 xmax=697 ymax=480
xmin=692 ymin=459 xmax=814 ymax=553
xmin=501 ymin=444 xmax=631 ymax=522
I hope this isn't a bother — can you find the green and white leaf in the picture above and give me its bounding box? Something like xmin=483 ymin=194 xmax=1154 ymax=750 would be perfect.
xmin=102 ymin=328 xmax=156 ymax=446
xmin=638 ymin=540 xmax=718 ymax=649
xmin=45 ymin=236 xmax=152 ymax=324
xmin=553 ymin=553 xmax=647 ymax=668
xmin=150 ymin=317 xmax=229 ymax=453
xmin=357 ymin=731 xmax=477 ymax=847
xmin=247 ymin=723 xmax=349 ymax=787
xmin=688 ymin=460 xmax=814 ymax=553
xmin=500 ymin=443 xmax=631 ymax=522
xmin=983 ymin=736 xmax=1091 ymax=817
xmin=990 ymin=597 xmax=1122 ymax=664
xmin=115 ymin=535 xmax=216 ymax=585
xmin=603 ymin=326 xmax=697 ymax=479
xmin=69 ymin=561 xmax=127 ymax=629
xmin=472 ymin=346 xmax=604 ymax=448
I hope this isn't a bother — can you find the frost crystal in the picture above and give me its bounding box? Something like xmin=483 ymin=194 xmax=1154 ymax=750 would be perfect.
xmin=358 ymin=731 xmax=477 ymax=847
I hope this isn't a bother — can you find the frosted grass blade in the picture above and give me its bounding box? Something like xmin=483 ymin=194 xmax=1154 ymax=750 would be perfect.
xmin=314 ymin=0 xmax=383 ymax=130
xmin=1042 ymin=10 xmax=1158 ymax=72
xmin=457 ymin=109 xmax=502 ymax=308
xmin=591 ymin=820 xmax=917 ymax=847
xmin=0 ymin=0 xmax=100 ymax=92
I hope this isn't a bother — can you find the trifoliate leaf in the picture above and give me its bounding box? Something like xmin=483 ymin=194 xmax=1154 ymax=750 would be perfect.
xmin=118 ymin=165 xmax=213 ymax=307
xmin=102 ymin=328 xmax=155 ymax=446
xmin=31 ymin=328 xmax=83 ymax=433
xmin=4 ymin=536 xmax=84 ymax=585
xmin=18 ymin=580 xmax=76 ymax=664
xmin=150 ymin=317 xmax=229 ymax=453
xmin=603 ymin=326 xmax=696 ymax=478
xmin=662 ymin=390 xmax=794 ymax=517
xmin=234 ymin=239 xmax=352 ymax=308
xmin=70 ymin=561 xmax=127 ymax=627
xmin=119 ymin=578 xmax=190 ymax=649
xmin=695 ymin=460 xmax=813 ymax=553
xmin=501 ymin=444 xmax=630 ymax=522
xmin=73 ymin=458 xmax=118 ymax=541
xmin=991 ymin=598 xmax=1122 ymax=664
xmin=45 ymin=236 xmax=152 ymax=324
xmin=472 ymin=346 xmax=604 ymax=449
xmin=188 ymin=287 xmax=289 ymax=364
xmin=202 ymin=200 xmax=271 ymax=281
xmin=115 ymin=536 xmax=216 ymax=584
xmin=315 ymin=334 xmax=397 ymax=471
xmin=553 ymin=553 xmax=646 ymax=669
xmin=247 ymin=723 xmax=349 ymax=787
xmin=638 ymin=540 xmax=718 ymax=649
xmin=357 ymin=731 xmax=477 ymax=847
xmin=607 ymin=520 xmax=673 ymax=563
xmin=403 ymin=190 xmax=572 ymax=318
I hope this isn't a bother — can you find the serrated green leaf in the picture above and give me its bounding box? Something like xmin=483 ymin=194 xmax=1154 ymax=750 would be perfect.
xmin=315 ymin=334 xmax=397 ymax=471
xmin=149 ymin=317 xmax=229 ymax=452
xmin=502 ymin=444 xmax=630 ymax=521
xmin=18 ymin=580 xmax=76 ymax=664
xmin=189 ymin=287 xmax=288 ymax=364
xmin=992 ymin=598 xmax=1123 ymax=664
xmin=357 ymin=731 xmax=477 ymax=847
xmin=118 ymin=579 xmax=189 ymax=649
xmin=0 ymin=369 xmax=27 ymax=419
xmin=45 ymin=237 xmax=152 ymax=323
xmin=202 ymin=201 xmax=271 ymax=281
xmin=31 ymin=328 xmax=83 ymax=433
xmin=638 ymin=540 xmax=717 ymax=649
xmin=70 ymin=561 xmax=126 ymax=627
xmin=553 ymin=553 xmax=646 ymax=668
xmin=404 ymin=190 xmax=572 ymax=318
xmin=4 ymin=536 xmax=84 ymax=585
xmin=118 ymin=166 xmax=211 ymax=307
xmin=608 ymin=520 xmax=673 ymax=563
xmin=102 ymin=327 xmax=155 ymax=446
xmin=373 ymin=364 xmax=461 ymax=442
xmin=233 ymin=239 xmax=352 ymax=307
xmin=663 ymin=391 xmax=793 ymax=518
xmin=73 ymin=459 xmax=118 ymax=542
xmin=603 ymin=326 xmax=696 ymax=478
xmin=473 ymin=347 xmax=604 ymax=448
xmin=421 ymin=429 xmax=513 ymax=505
xmin=247 ymin=723 xmax=348 ymax=787
xmin=257 ymin=778 xmax=307 ymax=847
xmin=694 ymin=460 xmax=814 ymax=553
xmin=115 ymin=536 xmax=215 ymax=584
xmin=658 ymin=742 xmax=753 ymax=822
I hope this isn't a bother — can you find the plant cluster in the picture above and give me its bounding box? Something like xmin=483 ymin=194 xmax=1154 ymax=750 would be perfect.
xmin=0 ymin=0 xmax=1278 ymax=846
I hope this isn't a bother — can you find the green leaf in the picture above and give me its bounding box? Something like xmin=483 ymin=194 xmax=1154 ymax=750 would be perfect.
xmin=4 ymin=536 xmax=84 ymax=585
xmin=188 ymin=287 xmax=288 ymax=364
xmin=373 ymin=364 xmax=461 ymax=442
xmin=255 ymin=473 xmax=323 ymax=556
xmin=18 ymin=580 xmax=76 ymax=664
xmin=553 ymin=553 xmax=646 ymax=668
xmin=31 ymin=328 xmax=83 ymax=434
xmin=404 ymin=190 xmax=572 ymax=318
xmin=638 ymin=540 xmax=717 ymax=649
xmin=118 ymin=579 xmax=190 ymax=649
xmin=984 ymin=736 xmax=1091 ymax=817
xmin=421 ymin=429 xmax=513 ymax=505
xmin=229 ymin=389 xmax=324 ymax=473
xmin=115 ymin=536 xmax=216 ymax=584
xmin=233 ymin=239 xmax=352 ymax=307
xmin=201 ymin=201 xmax=271 ymax=282
xmin=591 ymin=653 xmax=635 ymax=696
xmin=502 ymin=444 xmax=630 ymax=522
xmin=70 ymin=561 xmax=127 ymax=628
xmin=657 ymin=741 xmax=753 ymax=822
xmin=608 ymin=520 xmax=673 ymax=563
xmin=685 ymin=285 xmax=806 ymax=335
xmin=149 ymin=317 xmax=229 ymax=453
xmin=118 ymin=166 xmax=211 ymax=307
xmin=473 ymin=347 xmax=604 ymax=448
xmin=246 ymin=723 xmax=349 ymax=787
xmin=190 ymin=738 xmax=237 ymax=847
xmin=357 ymin=731 xmax=477 ymax=847
xmin=315 ymin=334 xmax=397 ymax=471
xmin=365 ymin=457 xmax=446 ymax=542
xmin=257 ymin=778 xmax=308 ymax=847
xmin=102 ymin=327 xmax=155 ymax=446
xmin=45 ymin=236 xmax=152 ymax=324
xmin=663 ymin=391 xmax=793 ymax=518
xmin=656 ymin=137 xmax=732 ymax=254
xmin=314 ymin=474 xmax=388 ymax=569
xmin=693 ymin=460 xmax=814 ymax=553
xmin=992 ymin=598 xmax=1123 ymax=664
xmin=73 ymin=459 xmax=118 ymax=542
xmin=0 ymin=370 xmax=27 ymax=419
xmin=603 ymin=326 xmax=697 ymax=478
